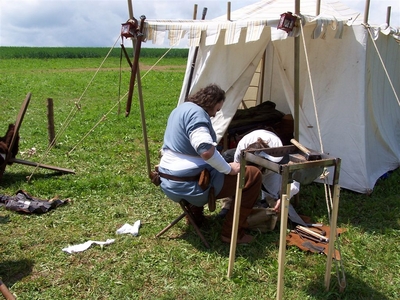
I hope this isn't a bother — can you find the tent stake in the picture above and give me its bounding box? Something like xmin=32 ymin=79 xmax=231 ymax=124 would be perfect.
xmin=47 ymin=98 xmax=56 ymax=147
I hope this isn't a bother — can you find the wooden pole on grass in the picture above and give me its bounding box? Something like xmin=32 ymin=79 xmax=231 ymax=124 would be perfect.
xmin=0 ymin=280 xmax=15 ymax=300
xmin=324 ymin=184 xmax=341 ymax=290
xmin=47 ymin=98 xmax=56 ymax=147
xmin=276 ymin=194 xmax=289 ymax=299
xmin=276 ymin=166 xmax=291 ymax=300
xmin=227 ymin=152 xmax=246 ymax=277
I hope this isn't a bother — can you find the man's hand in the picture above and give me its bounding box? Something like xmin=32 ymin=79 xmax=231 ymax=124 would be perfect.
xmin=228 ymin=162 xmax=240 ymax=175
xmin=273 ymin=199 xmax=281 ymax=212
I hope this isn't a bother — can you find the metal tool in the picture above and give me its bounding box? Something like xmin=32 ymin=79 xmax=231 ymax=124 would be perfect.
xmin=290 ymin=138 xmax=322 ymax=161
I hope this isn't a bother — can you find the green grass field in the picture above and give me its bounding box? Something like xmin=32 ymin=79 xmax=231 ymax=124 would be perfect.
xmin=0 ymin=47 xmax=399 ymax=299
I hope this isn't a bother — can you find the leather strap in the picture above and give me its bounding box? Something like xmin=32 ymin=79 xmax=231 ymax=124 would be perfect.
xmin=159 ymin=172 xmax=200 ymax=182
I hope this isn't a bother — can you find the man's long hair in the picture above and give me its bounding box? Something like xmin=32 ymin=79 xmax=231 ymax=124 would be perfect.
xmin=244 ymin=137 xmax=271 ymax=172
xmin=246 ymin=137 xmax=270 ymax=151
xmin=187 ymin=84 xmax=225 ymax=111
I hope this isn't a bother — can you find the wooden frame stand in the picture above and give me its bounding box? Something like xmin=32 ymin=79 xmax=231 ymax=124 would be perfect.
xmin=228 ymin=145 xmax=341 ymax=299
xmin=156 ymin=199 xmax=210 ymax=249
xmin=0 ymin=93 xmax=75 ymax=182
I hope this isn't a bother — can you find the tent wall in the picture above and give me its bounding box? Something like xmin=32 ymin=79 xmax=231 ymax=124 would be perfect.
xmin=179 ymin=28 xmax=271 ymax=136
xmin=269 ymin=25 xmax=376 ymax=193
xmin=178 ymin=22 xmax=400 ymax=194
xmin=365 ymin=30 xmax=400 ymax=191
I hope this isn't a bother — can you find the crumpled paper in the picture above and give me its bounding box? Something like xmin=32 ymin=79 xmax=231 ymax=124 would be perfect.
xmin=62 ymin=239 xmax=115 ymax=254
xmin=62 ymin=220 xmax=141 ymax=254
xmin=116 ymin=220 xmax=141 ymax=236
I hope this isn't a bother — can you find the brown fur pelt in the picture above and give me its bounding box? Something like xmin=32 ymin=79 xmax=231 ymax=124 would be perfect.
xmin=0 ymin=123 xmax=19 ymax=164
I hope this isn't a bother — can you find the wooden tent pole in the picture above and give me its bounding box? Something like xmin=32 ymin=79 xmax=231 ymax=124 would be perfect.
xmin=316 ymin=0 xmax=321 ymax=16
xmin=192 ymin=3 xmax=198 ymax=20
xmin=294 ymin=0 xmax=300 ymax=140
xmin=386 ymin=6 xmax=391 ymax=26
xmin=135 ymin=40 xmax=151 ymax=178
xmin=127 ymin=0 xmax=151 ymax=177
xmin=185 ymin=7 xmax=207 ymax=99
xmin=363 ymin=0 xmax=371 ymax=24
xmin=125 ymin=20 xmax=144 ymax=117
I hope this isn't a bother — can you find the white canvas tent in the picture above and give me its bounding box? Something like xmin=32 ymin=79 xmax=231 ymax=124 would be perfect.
xmin=142 ymin=0 xmax=400 ymax=194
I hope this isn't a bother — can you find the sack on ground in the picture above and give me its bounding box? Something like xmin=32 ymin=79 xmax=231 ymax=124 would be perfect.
xmin=247 ymin=207 xmax=277 ymax=232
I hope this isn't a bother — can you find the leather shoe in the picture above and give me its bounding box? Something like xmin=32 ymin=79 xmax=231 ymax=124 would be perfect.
xmin=217 ymin=208 xmax=229 ymax=219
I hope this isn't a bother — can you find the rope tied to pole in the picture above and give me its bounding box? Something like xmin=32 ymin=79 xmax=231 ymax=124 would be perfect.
xmin=299 ymin=18 xmax=346 ymax=291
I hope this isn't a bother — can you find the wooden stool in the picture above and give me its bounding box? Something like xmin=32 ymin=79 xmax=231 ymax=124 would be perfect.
xmin=0 ymin=93 xmax=74 ymax=182
xmin=156 ymin=199 xmax=210 ymax=249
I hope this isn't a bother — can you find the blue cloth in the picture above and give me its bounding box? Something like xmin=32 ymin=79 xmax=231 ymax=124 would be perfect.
xmin=159 ymin=102 xmax=224 ymax=207
xmin=163 ymin=102 xmax=216 ymax=155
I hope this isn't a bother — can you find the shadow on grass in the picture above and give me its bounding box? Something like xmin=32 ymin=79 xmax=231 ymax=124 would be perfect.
xmin=291 ymin=168 xmax=400 ymax=234
xmin=0 ymin=215 xmax=11 ymax=224
xmin=0 ymin=259 xmax=34 ymax=287
xmin=0 ymin=170 xmax=71 ymax=188
xmin=304 ymin=272 xmax=390 ymax=300
xmin=157 ymin=213 xmax=281 ymax=262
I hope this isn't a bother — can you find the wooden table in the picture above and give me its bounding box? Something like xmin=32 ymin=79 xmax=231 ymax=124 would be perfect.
xmin=228 ymin=145 xmax=341 ymax=300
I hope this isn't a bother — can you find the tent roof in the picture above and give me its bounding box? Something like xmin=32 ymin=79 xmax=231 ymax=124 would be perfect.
xmin=142 ymin=0 xmax=364 ymax=46
xmin=142 ymin=0 xmax=399 ymax=47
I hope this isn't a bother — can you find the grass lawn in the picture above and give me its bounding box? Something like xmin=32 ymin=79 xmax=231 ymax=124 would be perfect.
xmin=0 ymin=50 xmax=399 ymax=300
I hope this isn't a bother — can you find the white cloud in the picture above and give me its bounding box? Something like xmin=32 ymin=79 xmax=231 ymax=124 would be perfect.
xmin=0 ymin=0 xmax=399 ymax=47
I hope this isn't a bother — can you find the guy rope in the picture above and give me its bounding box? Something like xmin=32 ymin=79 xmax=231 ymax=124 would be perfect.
xmin=25 ymin=32 xmax=176 ymax=182
xmin=299 ymin=18 xmax=346 ymax=291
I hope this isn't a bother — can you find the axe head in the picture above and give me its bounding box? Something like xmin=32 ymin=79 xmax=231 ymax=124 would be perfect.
xmin=303 ymin=151 xmax=322 ymax=161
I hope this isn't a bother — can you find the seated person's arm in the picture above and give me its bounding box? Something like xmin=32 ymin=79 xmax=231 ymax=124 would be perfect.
xmin=190 ymin=127 xmax=239 ymax=175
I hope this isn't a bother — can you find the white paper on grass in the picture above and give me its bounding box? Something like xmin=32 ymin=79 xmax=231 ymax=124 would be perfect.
xmin=116 ymin=220 xmax=141 ymax=236
xmin=62 ymin=239 xmax=115 ymax=254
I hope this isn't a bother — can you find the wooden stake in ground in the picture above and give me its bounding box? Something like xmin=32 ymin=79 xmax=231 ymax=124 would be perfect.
xmin=47 ymin=98 xmax=56 ymax=147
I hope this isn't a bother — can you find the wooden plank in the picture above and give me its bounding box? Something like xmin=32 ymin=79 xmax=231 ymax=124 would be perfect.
xmin=10 ymin=158 xmax=75 ymax=174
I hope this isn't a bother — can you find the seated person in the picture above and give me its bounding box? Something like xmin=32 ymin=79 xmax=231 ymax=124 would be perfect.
xmin=157 ymin=84 xmax=262 ymax=244
xmin=219 ymin=129 xmax=300 ymax=218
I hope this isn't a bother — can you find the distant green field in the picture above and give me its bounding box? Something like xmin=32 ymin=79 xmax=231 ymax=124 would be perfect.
xmin=0 ymin=46 xmax=189 ymax=59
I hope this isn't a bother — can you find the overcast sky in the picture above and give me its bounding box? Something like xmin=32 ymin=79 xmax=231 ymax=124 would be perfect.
xmin=1 ymin=0 xmax=399 ymax=48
